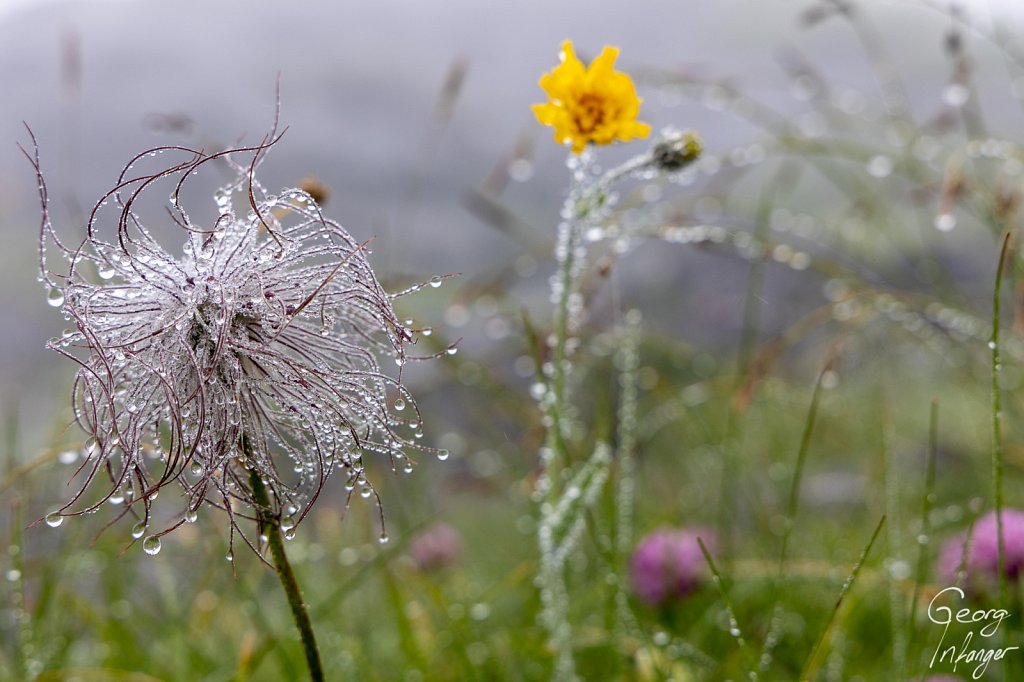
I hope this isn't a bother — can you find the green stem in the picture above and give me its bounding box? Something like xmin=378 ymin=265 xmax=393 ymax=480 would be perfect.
xmin=991 ymin=234 xmax=1011 ymax=654
xmin=244 ymin=441 xmax=324 ymax=682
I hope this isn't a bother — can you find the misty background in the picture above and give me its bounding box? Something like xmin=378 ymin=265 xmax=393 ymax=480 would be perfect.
xmin=1 ymin=0 xmax=1022 ymax=454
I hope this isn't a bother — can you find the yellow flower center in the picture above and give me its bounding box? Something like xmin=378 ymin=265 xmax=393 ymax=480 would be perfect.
xmin=572 ymin=93 xmax=607 ymax=135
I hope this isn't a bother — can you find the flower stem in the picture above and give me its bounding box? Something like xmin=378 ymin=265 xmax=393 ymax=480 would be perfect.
xmin=244 ymin=443 xmax=324 ymax=682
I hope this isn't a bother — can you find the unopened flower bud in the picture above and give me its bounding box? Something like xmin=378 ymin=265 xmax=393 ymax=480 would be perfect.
xmin=652 ymin=130 xmax=703 ymax=172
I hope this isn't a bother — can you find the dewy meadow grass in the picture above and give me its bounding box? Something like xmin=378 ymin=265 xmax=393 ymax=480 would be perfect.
xmin=11 ymin=6 xmax=1024 ymax=680
xmin=23 ymin=108 xmax=450 ymax=680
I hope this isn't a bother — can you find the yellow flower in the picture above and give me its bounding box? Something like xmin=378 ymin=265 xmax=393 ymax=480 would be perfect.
xmin=532 ymin=40 xmax=651 ymax=154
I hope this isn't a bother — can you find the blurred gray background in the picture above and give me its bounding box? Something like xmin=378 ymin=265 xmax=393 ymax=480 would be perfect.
xmin=1 ymin=0 xmax=1021 ymax=453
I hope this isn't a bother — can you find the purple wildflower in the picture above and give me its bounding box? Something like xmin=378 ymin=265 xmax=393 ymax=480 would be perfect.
xmin=630 ymin=527 xmax=714 ymax=607
xmin=24 ymin=121 xmax=452 ymax=553
xmin=409 ymin=522 xmax=462 ymax=572
xmin=936 ymin=509 xmax=1024 ymax=587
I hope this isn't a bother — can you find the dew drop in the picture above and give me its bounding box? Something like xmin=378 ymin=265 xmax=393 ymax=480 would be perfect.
xmin=98 ymin=264 xmax=116 ymax=280
xmin=378 ymin=532 xmax=389 ymax=544
xmin=446 ymin=346 xmax=458 ymax=356
xmin=46 ymin=289 xmax=65 ymax=307
xmin=934 ymin=213 xmax=957 ymax=232
xmin=393 ymin=398 xmax=406 ymax=411
xmin=284 ymin=528 xmax=296 ymax=540
xmin=360 ymin=486 xmax=373 ymax=499
xmin=142 ymin=536 xmax=162 ymax=555
xmin=437 ymin=449 xmax=450 ymax=461
xmin=45 ymin=512 xmax=63 ymax=528
xmin=185 ymin=508 xmax=198 ymax=523
xmin=429 ymin=276 xmax=443 ymax=288
xmin=131 ymin=521 xmax=147 ymax=539
xmin=943 ymin=83 xmax=970 ymax=107
xmin=58 ymin=450 xmax=78 ymax=465
xmin=866 ymin=155 xmax=893 ymax=178
xmin=189 ymin=462 xmax=204 ymax=476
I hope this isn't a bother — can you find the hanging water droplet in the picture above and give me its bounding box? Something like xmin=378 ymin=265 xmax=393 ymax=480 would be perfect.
xmin=943 ymin=83 xmax=970 ymax=107
xmin=142 ymin=536 xmax=162 ymax=555
xmin=393 ymin=398 xmax=406 ymax=411
xmin=45 ymin=512 xmax=63 ymax=528
xmin=360 ymin=486 xmax=373 ymax=499
xmin=446 ymin=346 xmax=458 ymax=356
xmin=58 ymin=450 xmax=78 ymax=465
xmin=934 ymin=213 xmax=957 ymax=232
xmin=403 ymin=461 xmax=414 ymax=474
xmin=184 ymin=508 xmax=198 ymax=523
xmin=866 ymin=155 xmax=893 ymax=178
xmin=284 ymin=528 xmax=296 ymax=540
xmin=429 ymin=276 xmax=443 ymax=288
xmin=131 ymin=521 xmax=147 ymax=539
xmin=189 ymin=462 xmax=204 ymax=476
xmin=437 ymin=449 xmax=450 ymax=461
xmin=109 ymin=491 xmax=125 ymax=505
xmin=378 ymin=532 xmax=389 ymax=544
xmin=421 ymin=327 xmax=432 ymax=337
xmin=46 ymin=289 xmax=65 ymax=307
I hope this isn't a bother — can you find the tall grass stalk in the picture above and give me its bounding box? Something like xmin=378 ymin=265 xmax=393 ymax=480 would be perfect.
xmin=799 ymin=515 xmax=886 ymax=681
xmin=757 ymin=355 xmax=828 ymax=672
xmin=696 ymin=537 xmax=758 ymax=681
xmin=906 ymin=400 xmax=939 ymax=675
xmin=880 ymin=397 xmax=907 ymax=677
xmin=613 ymin=309 xmax=641 ymax=638
xmin=991 ymin=233 xmax=1011 ymax=678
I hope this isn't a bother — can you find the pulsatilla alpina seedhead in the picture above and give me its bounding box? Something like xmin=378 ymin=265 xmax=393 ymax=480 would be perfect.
xmin=25 ymin=121 xmax=451 ymax=555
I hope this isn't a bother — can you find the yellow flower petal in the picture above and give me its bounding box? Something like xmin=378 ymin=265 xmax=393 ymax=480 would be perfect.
xmin=532 ymin=40 xmax=649 ymax=154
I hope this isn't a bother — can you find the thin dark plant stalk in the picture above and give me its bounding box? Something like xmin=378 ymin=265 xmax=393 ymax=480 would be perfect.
xmin=906 ymin=400 xmax=939 ymax=672
xmin=799 ymin=515 xmax=886 ymax=681
xmin=244 ymin=438 xmax=324 ymax=682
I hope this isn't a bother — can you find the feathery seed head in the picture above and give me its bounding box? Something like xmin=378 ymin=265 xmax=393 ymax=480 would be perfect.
xmin=26 ymin=123 xmax=448 ymax=552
